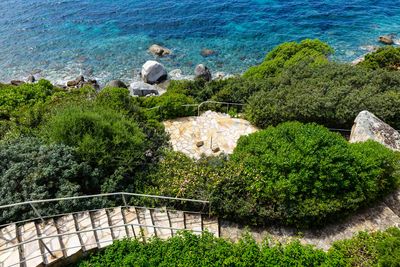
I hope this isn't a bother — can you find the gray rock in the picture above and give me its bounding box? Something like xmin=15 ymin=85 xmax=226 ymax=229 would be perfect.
xmin=194 ymin=64 xmax=212 ymax=81
xmin=141 ymin=60 xmax=168 ymax=84
xmin=149 ymin=44 xmax=171 ymax=57
xmin=129 ymin=81 xmax=159 ymax=97
xmin=10 ymin=80 xmax=25 ymax=86
xmin=67 ymin=75 xmax=85 ymax=87
xmin=350 ymin=110 xmax=400 ymax=151
xmin=379 ymin=35 xmax=394 ymax=45
xmin=26 ymin=75 xmax=36 ymax=83
xmin=106 ymin=80 xmax=128 ymax=89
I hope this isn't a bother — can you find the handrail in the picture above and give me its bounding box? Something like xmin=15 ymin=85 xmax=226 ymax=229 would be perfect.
xmin=0 ymin=192 xmax=209 ymax=210
xmin=196 ymin=101 xmax=245 ymax=116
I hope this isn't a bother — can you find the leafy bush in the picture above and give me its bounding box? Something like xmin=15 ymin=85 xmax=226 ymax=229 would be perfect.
xmin=0 ymin=80 xmax=57 ymax=120
xmin=359 ymin=46 xmax=400 ymax=70
xmin=212 ymin=122 xmax=400 ymax=227
xmin=39 ymin=103 xmax=149 ymax=193
xmin=0 ymin=137 xmax=93 ymax=224
xmin=243 ymin=39 xmax=333 ymax=79
xmin=245 ymin=61 xmax=400 ymax=129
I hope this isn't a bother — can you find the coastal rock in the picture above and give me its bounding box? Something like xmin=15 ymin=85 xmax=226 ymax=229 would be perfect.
xmin=349 ymin=110 xmax=400 ymax=151
xmin=379 ymin=35 xmax=394 ymax=45
xmin=67 ymin=75 xmax=85 ymax=87
xmin=129 ymin=81 xmax=159 ymax=97
xmin=106 ymin=80 xmax=128 ymax=89
xmin=169 ymin=69 xmax=183 ymax=79
xmin=149 ymin=44 xmax=171 ymax=57
xmin=141 ymin=60 xmax=168 ymax=84
xmin=194 ymin=64 xmax=212 ymax=81
xmin=200 ymin=49 xmax=217 ymax=57
xmin=26 ymin=75 xmax=36 ymax=83
xmin=214 ymin=72 xmax=225 ymax=80
xmin=84 ymin=79 xmax=100 ymax=90
xmin=10 ymin=80 xmax=25 ymax=86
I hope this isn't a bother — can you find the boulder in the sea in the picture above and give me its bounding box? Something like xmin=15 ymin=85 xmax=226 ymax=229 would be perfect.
xmin=10 ymin=80 xmax=25 ymax=86
xmin=194 ymin=64 xmax=212 ymax=81
xmin=149 ymin=44 xmax=171 ymax=57
xmin=26 ymin=75 xmax=36 ymax=83
xmin=200 ymin=49 xmax=217 ymax=57
xmin=106 ymin=80 xmax=128 ymax=89
xmin=141 ymin=60 xmax=168 ymax=84
xmin=350 ymin=110 xmax=400 ymax=151
xmin=129 ymin=81 xmax=159 ymax=96
xmin=379 ymin=35 xmax=394 ymax=45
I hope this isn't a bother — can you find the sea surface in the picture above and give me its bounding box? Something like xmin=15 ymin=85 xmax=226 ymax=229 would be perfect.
xmin=0 ymin=0 xmax=399 ymax=85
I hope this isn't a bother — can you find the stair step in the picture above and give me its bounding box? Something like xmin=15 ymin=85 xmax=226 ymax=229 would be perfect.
xmin=107 ymin=207 xmax=128 ymax=241
xmin=91 ymin=210 xmax=113 ymax=249
xmin=36 ymin=219 xmax=64 ymax=265
xmin=122 ymin=207 xmax=142 ymax=240
xmin=0 ymin=224 xmax=20 ymax=267
xmin=55 ymin=215 xmax=81 ymax=258
xmin=18 ymin=222 xmax=43 ymax=267
xmin=168 ymin=210 xmax=185 ymax=236
xmin=135 ymin=208 xmax=155 ymax=240
xmin=184 ymin=213 xmax=203 ymax=235
xmin=152 ymin=209 xmax=173 ymax=240
xmin=74 ymin=212 xmax=97 ymax=252
xmin=202 ymin=216 xmax=219 ymax=237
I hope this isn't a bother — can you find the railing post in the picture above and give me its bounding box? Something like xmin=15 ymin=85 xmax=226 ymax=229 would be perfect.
xmin=30 ymin=203 xmax=44 ymax=224
xmin=122 ymin=194 xmax=128 ymax=207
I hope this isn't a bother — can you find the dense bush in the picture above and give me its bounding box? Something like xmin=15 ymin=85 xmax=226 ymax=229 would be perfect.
xmin=77 ymin=228 xmax=400 ymax=267
xmin=39 ymin=103 xmax=150 ymax=193
xmin=245 ymin=61 xmax=400 ymax=129
xmin=243 ymin=39 xmax=333 ymax=79
xmin=0 ymin=137 xmax=93 ymax=223
xmin=359 ymin=46 xmax=400 ymax=70
xmin=211 ymin=122 xmax=400 ymax=227
xmin=0 ymin=80 xmax=57 ymax=120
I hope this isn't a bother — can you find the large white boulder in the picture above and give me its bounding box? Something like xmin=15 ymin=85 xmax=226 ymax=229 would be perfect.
xmin=350 ymin=110 xmax=400 ymax=151
xmin=141 ymin=60 xmax=167 ymax=84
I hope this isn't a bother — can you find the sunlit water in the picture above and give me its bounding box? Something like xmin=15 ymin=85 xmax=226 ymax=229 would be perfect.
xmin=0 ymin=0 xmax=399 ymax=85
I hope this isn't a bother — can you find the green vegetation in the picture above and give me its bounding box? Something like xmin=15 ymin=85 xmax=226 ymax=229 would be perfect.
xmin=359 ymin=46 xmax=400 ymax=70
xmin=77 ymin=228 xmax=400 ymax=267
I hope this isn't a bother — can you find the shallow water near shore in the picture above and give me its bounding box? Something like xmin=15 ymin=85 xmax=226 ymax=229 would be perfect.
xmin=0 ymin=0 xmax=399 ymax=84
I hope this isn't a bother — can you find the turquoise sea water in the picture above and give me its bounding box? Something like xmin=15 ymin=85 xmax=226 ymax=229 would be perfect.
xmin=0 ymin=0 xmax=399 ymax=84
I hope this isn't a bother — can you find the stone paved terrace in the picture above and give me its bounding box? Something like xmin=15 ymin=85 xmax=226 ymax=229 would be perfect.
xmin=163 ymin=111 xmax=258 ymax=159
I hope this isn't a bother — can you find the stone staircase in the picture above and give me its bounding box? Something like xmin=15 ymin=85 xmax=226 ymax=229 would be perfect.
xmin=0 ymin=206 xmax=219 ymax=267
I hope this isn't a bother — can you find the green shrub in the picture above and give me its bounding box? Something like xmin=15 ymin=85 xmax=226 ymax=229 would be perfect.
xmin=245 ymin=62 xmax=400 ymax=129
xmin=243 ymin=39 xmax=333 ymax=79
xmin=0 ymin=137 xmax=93 ymax=224
xmin=0 ymin=80 xmax=57 ymax=120
xmin=39 ymin=103 xmax=148 ymax=193
xmin=359 ymin=46 xmax=400 ymax=70
xmin=213 ymin=122 xmax=400 ymax=227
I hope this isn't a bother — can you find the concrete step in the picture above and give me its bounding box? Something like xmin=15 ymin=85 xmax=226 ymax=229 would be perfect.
xmin=36 ymin=219 xmax=63 ymax=265
xmin=122 ymin=207 xmax=142 ymax=240
xmin=184 ymin=212 xmax=203 ymax=235
xmin=74 ymin=212 xmax=97 ymax=252
xmin=168 ymin=210 xmax=185 ymax=236
xmin=107 ymin=207 xmax=128 ymax=241
xmin=202 ymin=216 xmax=219 ymax=237
xmin=91 ymin=210 xmax=113 ymax=249
xmin=136 ymin=208 xmax=156 ymax=240
xmin=0 ymin=224 xmax=20 ymax=267
xmin=18 ymin=222 xmax=43 ymax=267
xmin=152 ymin=208 xmax=173 ymax=240
xmin=55 ymin=214 xmax=81 ymax=258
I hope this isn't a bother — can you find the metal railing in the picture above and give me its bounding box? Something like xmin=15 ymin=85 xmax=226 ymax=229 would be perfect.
xmin=0 ymin=192 xmax=209 ymax=227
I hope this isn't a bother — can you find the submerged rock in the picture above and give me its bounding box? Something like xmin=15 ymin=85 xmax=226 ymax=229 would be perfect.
xmin=141 ymin=60 xmax=167 ymax=84
xmin=200 ymin=49 xmax=217 ymax=57
xmin=350 ymin=110 xmax=400 ymax=151
xmin=194 ymin=64 xmax=212 ymax=81
xmin=106 ymin=80 xmax=128 ymax=89
xmin=149 ymin=44 xmax=171 ymax=57
xmin=379 ymin=35 xmax=394 ymax=45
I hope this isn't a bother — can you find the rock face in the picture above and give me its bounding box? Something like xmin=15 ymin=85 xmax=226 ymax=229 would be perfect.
xmin=129 ymin=81 xmax=159 ymax=96
xmin=379 ymin=35 xmax=394 ymax=45
xmin=350 ymin=110 xmax=400 ymax=151
xmin=141 ymin=61 xmax=168 ymax=84
xmin=194 ymin=64 xmax=212 ymax=81
xmin=149 ymin=44 xmax=171 ymax=57
xmin=106 ymin=80 xmax=128 ymax=89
